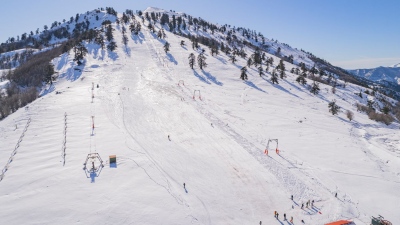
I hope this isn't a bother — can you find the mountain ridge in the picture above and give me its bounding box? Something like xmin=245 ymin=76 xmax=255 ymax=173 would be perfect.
xmin=0 ymin=7 xmax=399 ymax=224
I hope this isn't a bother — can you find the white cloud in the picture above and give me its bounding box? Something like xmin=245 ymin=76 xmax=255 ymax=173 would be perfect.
xmin=332 ymin=57 xmax=400 ymax=69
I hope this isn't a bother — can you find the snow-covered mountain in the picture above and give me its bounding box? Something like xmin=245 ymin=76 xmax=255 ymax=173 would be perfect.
xmin=391 ymin=62 xmax=400 ymax=68
xmin=0 ymin=6 xmax=399 ymax=225
xmin=349 ymin=65 xmax=400 ymax=85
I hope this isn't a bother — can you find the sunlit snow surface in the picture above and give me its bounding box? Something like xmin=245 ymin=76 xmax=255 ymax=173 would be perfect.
xmin=0 ymin=9 xmax=399 ymax=225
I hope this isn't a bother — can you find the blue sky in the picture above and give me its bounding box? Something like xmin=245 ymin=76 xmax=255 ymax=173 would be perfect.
xmin=1 ymin=0 xmax=399 ymax=69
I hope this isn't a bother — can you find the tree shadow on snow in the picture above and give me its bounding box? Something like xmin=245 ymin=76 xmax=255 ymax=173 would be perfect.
xmin=215 ymin=55 xmax=227 ymax=65
xmin=61 ymin=62 xmax=84 ymax=81
xmin=40 ymin=83 xmax=55 ymax=96
xmin=193 ymin=70 xmax=211 ymax=84
xmin=123 ymin=45 xmax=131 ymax=57
xmin=166 ymin=53 xmax=178 ymax=65
xmin=56 ymin=53 xmax=69 ymax=71
xmin=107 ymin=50 xmax=119 ymax=61
xmin=261 ymin=76 xmax=302 ymax=99
xmin=282 ymin=79 xmax=306 ymax=94
xmin=131 ymin=33 xmax=144 ymax=44
xmin=244 ymin=80 xmax=265 ymax=92
xmin=86 ymin=43 xmax=101 ymax=59
xmin=201 ymin=70 xmax=223 ymax=86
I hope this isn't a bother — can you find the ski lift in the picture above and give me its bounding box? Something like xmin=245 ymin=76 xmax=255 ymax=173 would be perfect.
xmin=266 ymin=139 xmax=279 ymax=154
xmin=178 ymin=80 xmax=185 ymax=86
xmin=193 ymin=90 xmax=202 ymax=100
xmin=83 ymin=153 xmax=104 ymax=175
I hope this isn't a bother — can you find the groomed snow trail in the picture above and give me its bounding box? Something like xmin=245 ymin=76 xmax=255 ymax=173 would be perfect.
xmin=1 ymin=10 xmax=399 ymax=225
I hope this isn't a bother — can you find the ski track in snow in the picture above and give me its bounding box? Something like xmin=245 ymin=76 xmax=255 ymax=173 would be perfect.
xmin=1 ymin=9 xmax=399 ymax=225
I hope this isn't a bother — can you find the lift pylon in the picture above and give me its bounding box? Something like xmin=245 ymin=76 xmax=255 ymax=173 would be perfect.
xmin=193 ymin=90 xmax=202 ymax=100
xmin=266 ymin=139 xmax=279 ymax=154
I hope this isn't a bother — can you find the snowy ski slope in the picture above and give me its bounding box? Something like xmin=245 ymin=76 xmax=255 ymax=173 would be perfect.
xmin=0 ymin=8 xmax=399 ymax=225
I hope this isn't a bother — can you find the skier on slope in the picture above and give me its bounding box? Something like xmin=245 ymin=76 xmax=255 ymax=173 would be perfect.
xmin=284 ymin=213 xmax=286 ymax=220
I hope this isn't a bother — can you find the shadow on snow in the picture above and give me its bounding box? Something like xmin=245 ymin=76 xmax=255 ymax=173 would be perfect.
xmin=192 ymin=70 xmax=223 ymax=86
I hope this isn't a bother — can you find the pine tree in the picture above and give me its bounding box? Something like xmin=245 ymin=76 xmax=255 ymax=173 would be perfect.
xmin=210 ymin=45 xmax=219 ymax=56
xmin=319 ymin=69 xmax=325 ymax=77
xmin=135 ymin=23 xmax=141 ymax=34
xmin=310 ymin=81 xmax=320 ymax=95
xmin=296 ymin=75 xmax=307 ymax=85
xmin=328 ymin=100 xmax=340 ymax=115
xmin=164 ymin=42 xmax=170 ymax=53
xmin=240 ymin=66 xmax=248 ymax=80
xmin=188 ymin=53 xmax=195 ymax=69
xmin=197 ymin=53 xmax=207 ymax=70
xmin=182 ymin=20 xmax=186 ymax=30
xmin=94 ymin=33 xmax=105 ymax=49
xmin=271 ymin=69 xmax=279 ymax=84
xmin=247 ymin=57 xmax=253 ymax=67
xmin=107 ymin=41 xmax=117 ymax=51
xmin=230 ymin=55 xmax=237 ymax=64
xmin=277 ymin=59 xmax=286 ymax=79
xmin=267 ymin=57 xmax=274 ymax=67
xmin=157 ymin=29 xmax=163 ymax=39
xmin=276 ymin=47 xmax=281 ymax=56
xmin=105 ymin=25 xmax=114 ymax=42
xmin=43 ymin=64 xmax=55 ymax=84
xmin=258 ymin=66 xmax=264 ymax=77
xmin=310 ymin=65 xmax=318 ymax=76
xmin=121 ymin=26 xmax=128 ymax=46
xmin=251 ymin=48 xmax=262 ymax=67
xmin=367 ymin=100 xmax=374 ymax=108
xmin=295 ymin=67 xmax=300 ymax=75
xmin=73 ymin=42 xmax=88 ymax=65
